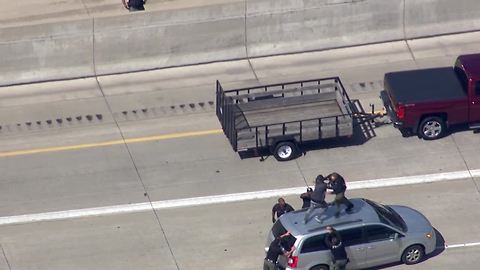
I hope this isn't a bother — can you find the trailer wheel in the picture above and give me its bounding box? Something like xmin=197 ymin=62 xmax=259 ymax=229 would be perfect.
xmin=418 ymin=116 xmax=446 ymax=140
xmin=273 ymin=141 xmax=298 ymax=161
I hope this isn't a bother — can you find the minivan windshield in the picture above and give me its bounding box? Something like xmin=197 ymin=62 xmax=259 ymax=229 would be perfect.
xmin=365 ymin=199 xmax=407 ymax=232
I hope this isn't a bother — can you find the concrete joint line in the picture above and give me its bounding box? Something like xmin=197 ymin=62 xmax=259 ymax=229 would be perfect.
xmin=402 ymin=0 xmax=417 ymax=66
xmin=79 ymin=0 xmax=91 ymax=16
xmin=0 ymin=244 xmax=12 ymax=270
xmin=0 ymin=169 xmax=479 ymax=226
xmin=244 ymin=0 xmax=259 ymax=82
xmin=92 ymin=17 xmax=97 ymax=78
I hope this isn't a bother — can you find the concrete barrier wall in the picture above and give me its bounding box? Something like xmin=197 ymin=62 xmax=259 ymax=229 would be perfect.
xmin=0 ymin=19 xmax=95 ymax=86
xmin=94 ymin=2 xmax=246 ymax=74
xmin=405 ymin=0 xmax=480 ymax=39
xmin=2 ymin=0 xmax=480 ymax=86
xmin=246 ymin=0 xmax=404 ymax=57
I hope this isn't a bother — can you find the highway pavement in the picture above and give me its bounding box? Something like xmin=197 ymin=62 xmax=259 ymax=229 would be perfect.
xmin=0 ymin=179 xmax=479 ymax=270
xmin=0 ymin=32 xmax=480 ymax=269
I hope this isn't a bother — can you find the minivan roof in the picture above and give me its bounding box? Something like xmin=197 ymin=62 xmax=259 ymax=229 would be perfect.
xmin=457 ymin=53 xmax=480 ymax=80
xmin=278 ymin=198 xmax=379 ymax=236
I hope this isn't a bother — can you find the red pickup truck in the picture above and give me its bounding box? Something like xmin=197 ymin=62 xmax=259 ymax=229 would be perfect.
xmin=381 ymin=53 xmax=480 ymax=140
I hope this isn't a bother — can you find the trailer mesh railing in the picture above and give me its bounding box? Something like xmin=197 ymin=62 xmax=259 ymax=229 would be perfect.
xmin=216 ymin=77 xmax=353 ymax=152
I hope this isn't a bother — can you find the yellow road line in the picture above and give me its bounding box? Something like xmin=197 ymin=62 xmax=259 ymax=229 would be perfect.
xmin=0 ymin=109 xmax=388 ymax=158
xmin=0 ymin=129 xmax=223 ymax=158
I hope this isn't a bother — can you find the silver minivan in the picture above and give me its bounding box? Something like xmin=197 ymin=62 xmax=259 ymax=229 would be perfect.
xmin=265 ymin=198 xmax=436 ymax=270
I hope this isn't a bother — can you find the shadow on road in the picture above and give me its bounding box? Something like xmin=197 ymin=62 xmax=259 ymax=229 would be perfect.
xmin=239 ymin=101 xmax=386 ymax=161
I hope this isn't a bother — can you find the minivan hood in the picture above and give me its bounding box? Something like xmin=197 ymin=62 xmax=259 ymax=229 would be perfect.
xmin=390 ymin=205 xmax=432 ymax=233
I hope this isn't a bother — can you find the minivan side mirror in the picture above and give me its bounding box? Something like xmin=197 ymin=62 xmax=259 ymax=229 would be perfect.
xmin=389 ymin=233 xmax=399 ymax=240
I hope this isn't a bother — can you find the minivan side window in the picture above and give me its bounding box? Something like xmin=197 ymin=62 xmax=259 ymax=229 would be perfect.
xmin=475 ymin=81 xmax=480 ymax=96
xmin=300 ymin=234 xmax=328 ymax=254
xmin=339 ymin=227 xmax=364 ymax=246
xmin=365 ymin=225 xmax=397 ymax=242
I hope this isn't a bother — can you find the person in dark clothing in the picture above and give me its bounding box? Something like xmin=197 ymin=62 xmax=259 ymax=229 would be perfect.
xmin=272 ymin=198 xmax=295 ymax=223
xmin=327 ymin=172 xmax=354 ymax=217
xmin=324 ymin=226 xmax=349 ymax=270
xmin=304 ymin=175 xmax=329 ymax=224
xmin=300 ymin=187 xmax=314 ymax=208
xmin=264 ymin=231 xmax=296 ymax=270
xmin=122 ymin=0 xmax=147 ymax=11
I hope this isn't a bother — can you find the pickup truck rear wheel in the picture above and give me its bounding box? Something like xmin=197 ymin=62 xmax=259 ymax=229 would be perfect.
xmin=273 ymin=141 xmax=298 ymax=161
xmin=418 ymin=116 xmax=446 ymax=140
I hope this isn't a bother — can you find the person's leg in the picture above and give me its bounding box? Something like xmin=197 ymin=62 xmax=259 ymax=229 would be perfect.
xmin=263 ymin=260 xmax=269 ymax=270
xmin=304 ymin=201 xmax=320 ymax=223
xmin=313 ymin=201 xmax=329 ymax=223
xmin=336 ymin=259 xmax=348 ymax=270
xmin=336 ymin=192 xmax=353 ymax=212
xmin=336 ymin=192 xmax=353 ymax=211
xmin=334 ymin=193 xmax=343 ymax=217
xmin=344 ymin=195 xmax=354 ymax=211
xmin=267 ymin=260 xmax=277 ymax=270
xmin=332 ymin=261 xmax=338 ymax=270
xmin=129 ymin=5 xmax=145 ymax=11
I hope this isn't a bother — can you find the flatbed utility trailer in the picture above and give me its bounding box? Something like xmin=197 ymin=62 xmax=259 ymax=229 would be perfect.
xmin=216 ymin=77 xmax=357 ymax=161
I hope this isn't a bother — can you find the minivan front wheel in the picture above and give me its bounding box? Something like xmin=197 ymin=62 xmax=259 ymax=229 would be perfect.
xmin=401 ymin=244 xmax=425 ymax=265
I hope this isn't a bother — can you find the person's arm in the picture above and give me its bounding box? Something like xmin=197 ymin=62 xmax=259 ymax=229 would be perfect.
xmin=272 ymin=205 xmax=277 ymax=223
xmin=286 ymin=204 xmax=294 ymax=212
xmin=327 ymin=185 xmax=335 ymax=194
xmin=284 ymin=245 xmax=296 ymax=257
xmin=333 ymin=231 xmax=342 ymax=242
xmin=122 ymin=0 xmax=129 ymax=9
xmin=329 ymin=181 xmax=339 ymax=194
xmin=339 ymin=177 xmax=347 ymax=192
xmin=324 ymin=235 xmax=332 ymax=249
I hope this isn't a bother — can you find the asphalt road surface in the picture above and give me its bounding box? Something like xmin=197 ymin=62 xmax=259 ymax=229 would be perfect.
xmin=0 ymin=32 xmax=480 ymax=270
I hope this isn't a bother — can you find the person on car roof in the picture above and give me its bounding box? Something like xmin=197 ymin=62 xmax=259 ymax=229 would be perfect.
xmin=300 ymin=187 xmax=314 ymax=209
xmin=327 ymin=172 xmax=354 ymax=217
xmin=304 ymin=175 xmax=329 ymax=224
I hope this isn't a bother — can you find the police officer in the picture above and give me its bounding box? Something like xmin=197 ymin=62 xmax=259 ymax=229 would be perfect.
xmin=300 ymin=187 xmax=313 ymax=208
xmin=327 ymin=172 xmax=354 ymax=217
xmin=264 ymin=231 xmax=295 ymax=270
xmin=324 ymin=226 xmax=349 ymax=270
xmin=304 ymin=175 xmax=328 ymax=224
xmin=272 ymin=198 xmax=295 ymax=223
